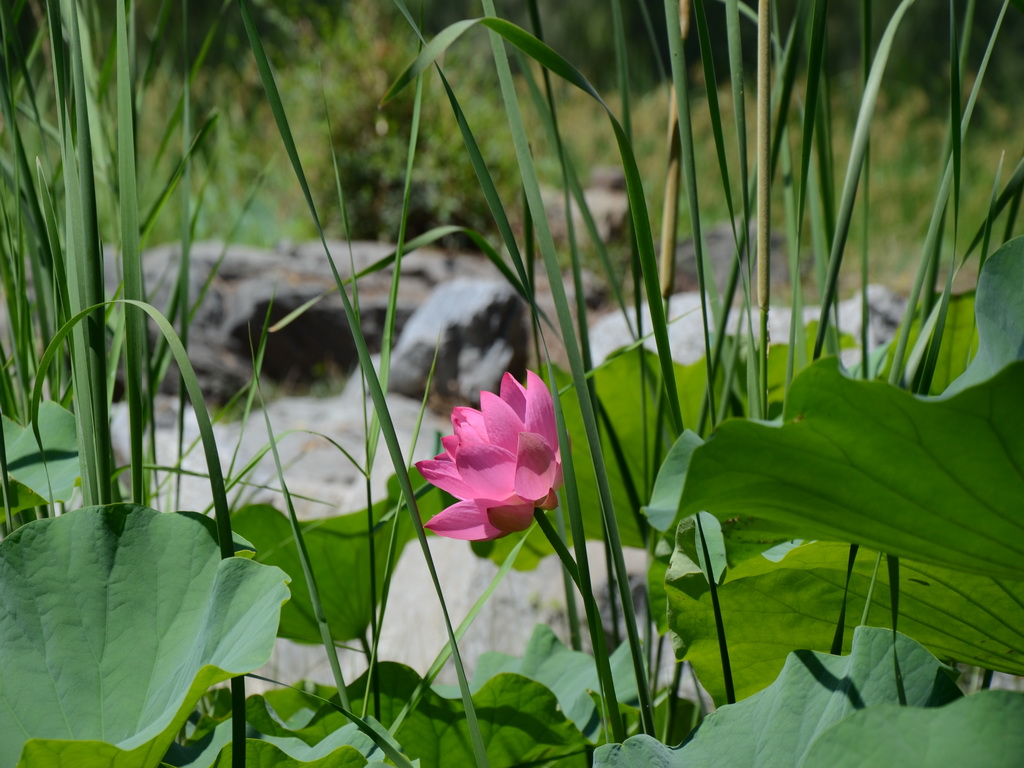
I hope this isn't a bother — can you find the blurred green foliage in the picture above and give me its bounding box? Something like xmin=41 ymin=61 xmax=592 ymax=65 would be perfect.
xmin=7 ymin=0 xmax=1022 ymax=258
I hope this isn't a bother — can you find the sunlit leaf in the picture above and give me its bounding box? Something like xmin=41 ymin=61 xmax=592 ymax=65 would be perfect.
xmin=593 ymin=627 xmax=960 ymax=766
xmin=0 ymin=505 xmax=289 ymax=766
xmin=681 ymin=358 xmax=1024 ymax=580
xmin=667 ymin=541 xmax=1024 ymax=703
xmin=232 ymin=503 xmax=414 ymax=644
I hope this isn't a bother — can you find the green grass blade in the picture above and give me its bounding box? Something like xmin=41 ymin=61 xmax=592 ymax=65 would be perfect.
xmin=664 ymin=0 xmax=716 ymax=429
xmin=237 ymin=2 xmax=489 ymax=760
xmin=255 ymin=378 xmax=351 ymax=709
xmin=116 ymin=0 xmax=148 ymax=504
xmin=389 ymin=529 xmax=530 ymax=732
xmin=961 ymin=153 xmax=1024 ymax=264
xmin=475 ymin=0 xmax=655 ymax=736
xmin=755 ymin=0 xmax=771 ymax=417
xmin=138 ymin=112 xmax=217 ymax=247
xmin=888 ymin=0 xmax=1010 ymax=385
xmin=384 ymin=15 xmax=684 ymax=430
xmin=812 ymin=0 xmax=917 ymax=360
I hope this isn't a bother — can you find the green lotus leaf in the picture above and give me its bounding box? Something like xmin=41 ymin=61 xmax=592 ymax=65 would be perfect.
xmin=0 ymin=504 xmax=289 ymax=767
xmin=667 ymin=540 xmax=1024 ymax=703
xmin=231 ymin=502 xmax=414 ymax=644
xmin=943 ymin=236 xmax=1024 ymax=395
xmin=399 ymin=671 xmax=589 ymax=766
xmin=800 ymin=690 xmax=1024 ymax=768
xmin=2 ymin=401 xmax=80 ymax=508
xmin=680 ymin=357 xmax=1024 ymax=581
xmin=593 ymin=627 xmax=960 ymax=767
xmin=464 ymin=623 xmax=641 ymax=741
xmin=333 ymin=661 xmax=589 ymax=766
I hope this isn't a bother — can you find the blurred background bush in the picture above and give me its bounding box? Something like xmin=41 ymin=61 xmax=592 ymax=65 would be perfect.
xmin=8 ymin=0 xmax=1023 ymax=286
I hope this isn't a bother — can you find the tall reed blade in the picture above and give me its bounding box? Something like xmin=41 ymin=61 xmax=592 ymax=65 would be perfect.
xmin=236 ymin=2 xmax=490 ymax=761
xmin=756 ymin=0 xmax=772 ymax=417
xmin=812 ymin=0 xmax=917 ymax=360
xmin=116 ymin=0 xmax=149 ymax=504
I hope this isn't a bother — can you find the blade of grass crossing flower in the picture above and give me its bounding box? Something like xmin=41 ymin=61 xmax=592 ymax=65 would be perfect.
xmin=237 ymin=4 xmax=489 ymax=762
xmin=365 ymin=44 xmax=427 ymax=467
xmin=397 ymin=0 xmax=633 ymax=728
xmin=888 ymin=0 xmax=1009 ymax=385
xmin=376 ymin=61 xmax=424 ymax=397
xmin=476 ymin=1 xmax=655 ymax=735
xmin=518 ymin=6 xmax=596 ymax=654
xmin=388 ymin=529 xmax=529 ymax=732
xmin=366 ymin=343 xmax=441 ymax=720
xmin=116 ymin=0 xmax=148 ymax=504
xmin=812 ymin=0 xmax=917 ymax=360
xmin=517 ymin=11 xmax=595 ymax=368
xmin=383 ymin=16 xmax=684 ymax=432
xmin=548 ymin=361 xmax=625 ymax=742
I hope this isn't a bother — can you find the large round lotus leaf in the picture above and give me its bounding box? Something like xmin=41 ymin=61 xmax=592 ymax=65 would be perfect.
xmin=0 ymin=505 xmax=290 ymax=767
xmin=667 ymin=541 xmax=1024 ymax=703
xmin=593 ymin=627 xmax=961 ymax=767
xmin=680 ymin=358 xmax=1024 ymax=581
xmin=800 ymin=690 xmax=1024 ymax=768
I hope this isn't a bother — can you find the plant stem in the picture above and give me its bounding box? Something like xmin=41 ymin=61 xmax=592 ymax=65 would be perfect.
xmin=757 ymin=0 xmax=771 ymax=417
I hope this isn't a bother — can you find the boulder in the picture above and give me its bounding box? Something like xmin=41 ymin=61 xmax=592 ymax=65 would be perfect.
xmin=542 ymin=165 xmax=630 ymax=244
xmin=104 ymin=241 xmax=508 ymax=400
xmin=669 ymin=218 xmax=788 ymax=295
xmin=388 ymin=278 xmax=529 ymax=404
xmin=588 ymin=285 xmax=907 ymax=366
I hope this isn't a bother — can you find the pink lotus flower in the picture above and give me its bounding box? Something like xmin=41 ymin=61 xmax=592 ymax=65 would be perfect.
xmin=415 ymin=370 xmax=563 ymax=541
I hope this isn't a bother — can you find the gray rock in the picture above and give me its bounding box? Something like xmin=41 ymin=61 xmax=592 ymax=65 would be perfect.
xmin=388 ymin=278 xmax=529 ymax=404
xmin=542 ymin=182 xmax=630 ymax=244
xmin=105 ymin=241 xmax=511 ymax=401
xmin=589 ymin=165 xmax=627 ymax=191
xmin=670 ymin=219 xmax=788 ymax=296
xmin=589 ymin=285 xmax=907 ymax=367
